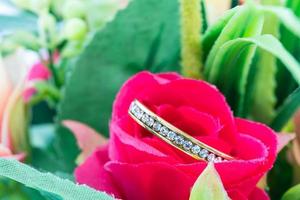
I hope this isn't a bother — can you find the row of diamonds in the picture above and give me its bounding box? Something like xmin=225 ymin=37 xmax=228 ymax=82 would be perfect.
xmin=129 ymin=101 xmax=224 ymax=163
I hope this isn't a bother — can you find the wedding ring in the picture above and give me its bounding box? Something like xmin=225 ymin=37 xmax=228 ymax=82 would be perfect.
xmin=128 ymin=99 xmax=234 ymax=162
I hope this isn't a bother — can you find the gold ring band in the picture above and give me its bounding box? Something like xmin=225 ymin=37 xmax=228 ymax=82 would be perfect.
xmin=128 ymin=99 xmax=234 ymax=162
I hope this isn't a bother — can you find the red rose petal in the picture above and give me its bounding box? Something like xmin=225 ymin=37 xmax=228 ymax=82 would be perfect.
xmin=75 ymin=145 xmax=121 ymax=198
xmin=106 ymin=161 xmax=192 ymax=200
xmin=76 ymin=72 xmax=277 ymax=200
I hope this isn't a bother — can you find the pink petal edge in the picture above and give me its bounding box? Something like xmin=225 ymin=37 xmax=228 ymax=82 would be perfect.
xmin=63 ymin=120 xmax=108 ymax=163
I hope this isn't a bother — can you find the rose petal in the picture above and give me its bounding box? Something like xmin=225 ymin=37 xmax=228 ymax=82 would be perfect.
xmin=277 ymin=133 xmax=295 ymax=153
xmin=63 ymin=120 xmax=108 ymax=164
xmin=228 ymin=190 xmax=248 ymax=200
xmin=0 ymin=59 xmax=13 ymax=133
xmin=112 ymin=71 xmax=178 ymax=122
xmin=26 ymin=62 xmax=51 ymax=81
xmin=0 ymin=144 xmax=12 ymax=156
xmin=1 ymin=83 xmax=28 ymax=154
xmin=248 ymin=187 xmax=270 ymax=200
xmin=113 ymin=72 xmax=238 ymax=146
xmin=227 ymin=187 xmax=270 ymax=200
xmin=136 ymin=78 xmax=238 ymax=145
xmin=23 ymin=87 xmax=37 ymax=103
xmin=156 ymin=105 xmax=222 ymax=137
xmin=75 ymin=146 xmax=121 ymax=198
xmin=77 ymin=72 xmax=277 ymax=200
xmin=106 ymin=161 xmax=192 ymax=200
xmin=234 ymin=118 xmax=277 ymax=165
xmin=109 ymin=120 xmax=178 ymax=164
xmin=23 ymin=61 xmax=51 ymax=102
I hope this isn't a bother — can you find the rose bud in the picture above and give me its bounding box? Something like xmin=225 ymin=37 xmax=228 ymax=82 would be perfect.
xmin=75 ymin=72 xmax=277 ymax=200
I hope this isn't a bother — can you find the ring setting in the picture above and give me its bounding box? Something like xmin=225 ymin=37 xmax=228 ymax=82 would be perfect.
xmin=128 ymin=99 xmax=234 ymax=163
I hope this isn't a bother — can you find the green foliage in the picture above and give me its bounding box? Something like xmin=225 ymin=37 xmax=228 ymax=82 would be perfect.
xmin=205 ymin=6 xmax=265 ymax=115
xmin=0 ymin=12 xmax=37 ymax=32
xmin=30 ymin=124 xmax=68 ymax=173
xmin=55 ymin=0 xmax=181 ymax=172
xmin=276 ymin=0 xmax=300 ymax=107
xmin=189 ymin=163 xmax=230 ymax=200
xmin=268 ymin=149 xmax=293 ymax=200
xmin=249 ymin=0 xmax=280 ymax=124
xmin=203 ymin=3 xmax=300 ymax=122
xmin=282 ymin=183 xmax=300 ymax=200
xmin=202 ymin=6 xmax=239 ymax=61
xmin=58 ymin=0 xmax=180 ymax=133
xmin=204 ymin=3 xmax=263 ymax=114
xmin=0 ymin=158 xmax=114 ymax=200
xmin=0 ymin=11 xmax=38 ymax=54
xmin=204 ymin=4 xmax=260 ymax=82
xmin=271 ymin=87 xmax=300 ymax=131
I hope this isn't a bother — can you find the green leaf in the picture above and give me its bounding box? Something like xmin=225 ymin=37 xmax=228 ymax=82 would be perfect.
xmin=0 ymin=158 xmax=114 ymax=200
xmin=189 ymin=163 xmax=230 ymax=200
xmin=55 ymin=0 xmax=180 ymax=172
xmin=282 ymin=183 xmax=300 ymax=200
xmin=260 ymin=5 xmax=300 ymax=38
xmin=204 ymin=4 xmax=263 ymax=83
xmin=209 ymin=34 xmax=300 ymax=115
xmin=271 ymin=87 xmax=300 ymax=131
xmin=30 ymin=124 xmax=67 ymax=173
xmin=249 ymin=0 xmax=280 ymax=124
xmin=202 ymin=6 xmax=239 ymax=61
xmin=275 ymin=0 xmax=300 ymax=107
xmin=0 ymin=12 xmax=37 ymax=33
xmin=204 ymin=4 xmax=265 ymax=114
xmin=238 ymin=35 xmax=300 ymax=84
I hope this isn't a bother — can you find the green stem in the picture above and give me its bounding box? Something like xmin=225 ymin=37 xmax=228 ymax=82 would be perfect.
xmin=48 ymin=49 xmax=60 ymax=88
xmin=180 ymin=0 xmax=203 ymax=79
xmin=28 ymin=82 xmax=61 ymax=107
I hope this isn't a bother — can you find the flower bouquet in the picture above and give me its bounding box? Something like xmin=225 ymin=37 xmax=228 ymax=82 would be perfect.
xmin=0 ymin=0 xmax=300 ymax=199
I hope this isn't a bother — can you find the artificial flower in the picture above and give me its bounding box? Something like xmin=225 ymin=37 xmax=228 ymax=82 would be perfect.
xmin=76 ymin=71 xmax=277 ymax=200
xmin=0 ymin=49 xmax=36 ymax=160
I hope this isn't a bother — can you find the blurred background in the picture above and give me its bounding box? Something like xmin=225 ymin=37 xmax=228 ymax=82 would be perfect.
xmin=0 ymin=0 xmax=300 ymax=199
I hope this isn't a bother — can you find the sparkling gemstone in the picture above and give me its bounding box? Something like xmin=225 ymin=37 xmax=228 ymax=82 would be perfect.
xmin=183 ymin=141 xmax=193 ymax=150
xmin=141 ymin=114 xmax=149 ymax=123
xmin=153 ymin=122 xmax=162 ymax=132
xmin=214 ymin=157 xmax=223 ymax=163
xmin=207 ymin=153 xmax=216 ymax=162
xmin=131 ymin=104 xmax=143 ymax=119
xmin=191 ymin=145 xmax=201 ymax=154
xmin=130 ymin=102 xmax=136 ymax=112
xmin=145 ymin=117 xmax=154 ymax=127
xmin=159 ymin=126 xmax=169 ymax=136
xmin=174 ymin=136 xmax=184 ymax=146
xmin=199 ymin=149 xmax=209 ymax=158
xmin=167 ymin=131 xmax=176 ymax=141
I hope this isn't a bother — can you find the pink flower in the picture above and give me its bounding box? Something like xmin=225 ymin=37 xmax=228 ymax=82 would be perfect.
xmin=75 ymin=72 xmax=277 ymax=200
xmin=0 ymin=49 xmax=47 ymax=160
xmin=23 ymin=61 xmax=51 ymax=103
xmin=0 ymin=56 xmax=28 ymax=160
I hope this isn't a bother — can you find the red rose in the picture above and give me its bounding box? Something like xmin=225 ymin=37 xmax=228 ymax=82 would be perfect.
xmin=75 ymin=72 xmax=277 ymax=200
